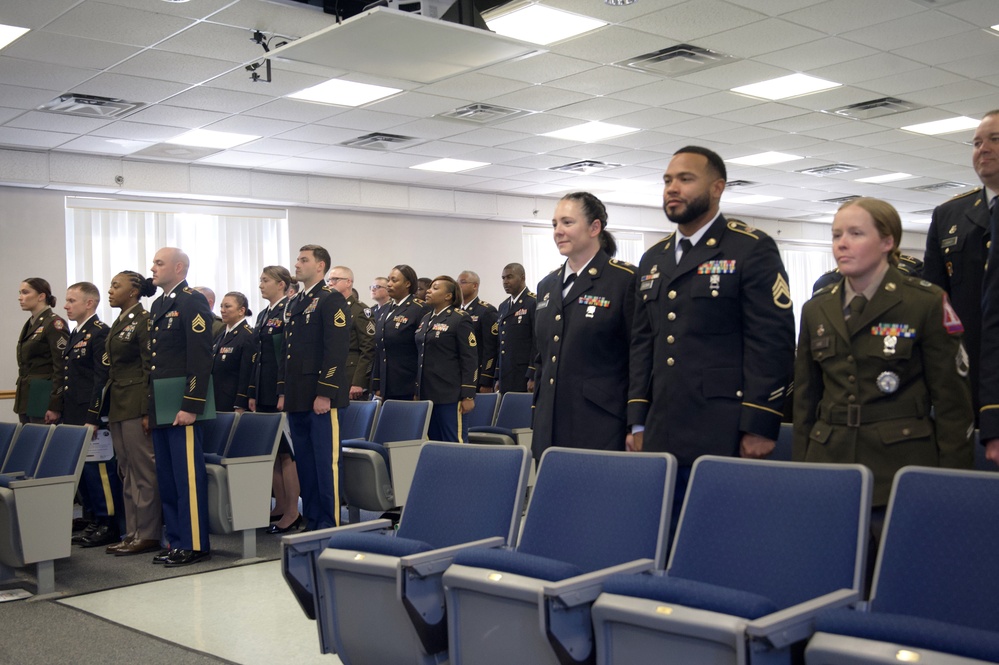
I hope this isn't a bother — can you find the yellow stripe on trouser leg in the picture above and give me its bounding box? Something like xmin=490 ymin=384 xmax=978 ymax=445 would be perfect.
xmin=330 ymin=410 xmax=340 ymax=527
xmin=186 ymin=425 xmax=201 ymax=551
xmin=98 ymin=462 xmax=115 ymax=516
xmin=456 ymin=404 xmax=464 ymax=443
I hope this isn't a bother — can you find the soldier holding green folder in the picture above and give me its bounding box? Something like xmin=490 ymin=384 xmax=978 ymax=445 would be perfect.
xmin=15 ymin=277 xmax=69 ymax=424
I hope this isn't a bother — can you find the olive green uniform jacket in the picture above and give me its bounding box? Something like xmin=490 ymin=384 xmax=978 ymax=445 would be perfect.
xmin=14 ymin=308 xmax=70 ymax=416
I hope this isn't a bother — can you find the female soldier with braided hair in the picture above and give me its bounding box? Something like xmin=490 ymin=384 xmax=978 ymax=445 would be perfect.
xmin=102 ymin=270 xmax=163 ymax=556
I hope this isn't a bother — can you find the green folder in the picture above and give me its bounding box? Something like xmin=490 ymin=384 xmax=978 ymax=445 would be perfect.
xmin=26 ymin=378 xmax=53 ymax=419
xmin=272 ymin=333 xmax=284 ymax=359
xmin=152 ymin=376 xmax=216 ymax=426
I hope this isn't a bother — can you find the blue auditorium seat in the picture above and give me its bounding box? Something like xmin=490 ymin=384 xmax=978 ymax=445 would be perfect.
xmin=339 ymin=399 xmax=380 ymax=442
xmin=461 ymin=391 xmax=498 ymax=431
xmin=282 ymin=441 xmax=530 ymax=659
xmin=201 ymin=411 xmax=237 ymax=464
xmin=0 ymin=424 xmax=89 ymax=596
xmin=442 ymin=447 xmax=676 ymax=665
xmin=0 ymin=422 xmax=19 ymax=470
xmin=591 ymin=456 xmax=872 ymax=665
xmin=467 ymin=391 xmax=533 ymax=446
xmin=0 ymin=423 xmax=52 ymax=480
xmin=806 ymin=466 xmax=999 ymax=665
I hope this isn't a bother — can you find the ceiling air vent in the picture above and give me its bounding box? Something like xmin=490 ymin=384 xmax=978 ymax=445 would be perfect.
xmin=436 ymin=103 xmax=530 ymax=124
xmin=824 ymin=97 xmax=922 ymax=120
xmin=339 ymin=132 xmax=421 ymax=151
xmin=797 ymin=164 xmax=861 ymax=176
xmin=821 ymin=195 xmax=861 ymax=205
xmin=907 ymin=181 xmax=973 ymax=192
xmin=38 ymin=93 xmax=145 ymax=119
xmin=911 ymin=209 xmax=936 ymax=215
xmin=549 ymin=160 xmax=622 ymax=174
xmin=726 ymin=179 xmax=758 ymax=188
xmin=617 ymin=44 xmax=736 ymax=77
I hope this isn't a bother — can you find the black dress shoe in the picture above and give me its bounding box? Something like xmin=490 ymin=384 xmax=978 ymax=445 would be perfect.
xmin=80 ymin=524 xmax=118 ymax=548
xmin=152 ymin=549 xmax=176 ymax=564
xmin=164 ymin=549 xmax=211 ymax=567
xmin=72 ymin=522 xmax=98 ymax=543
xmin=265 ymin=514 xmax=304 ymax=534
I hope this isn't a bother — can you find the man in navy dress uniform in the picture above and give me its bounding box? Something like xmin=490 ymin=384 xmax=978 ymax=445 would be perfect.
xmin=458 ymin=270 xmax=498 ymax=393
xmin=495 ymin=263 xmax=536 ymax=394
xmin=282 ymin=245 xmax=351 ymax=530
xmin=148 ymin=248 xmax=214 ymax=567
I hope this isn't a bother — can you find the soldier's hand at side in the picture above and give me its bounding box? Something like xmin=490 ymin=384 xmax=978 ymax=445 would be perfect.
xmin=44 ymin=410 xmax=60 ymax=424
xmin=248 ymin=398 xmax=257 ymax=412
xmin=142 ymin=415 xmax=150 ymax=436
xmin=276 ymin=395 xmax=284 ymax=411
xmin=627 ymin=431 xmax=643 ymax=452
xmin=986 ymin=439 xmax=999 ymax=464
xmin=526 ymin=379 xmax=535 ymax=393
xmin=313 ymin=395 xmax=331 ymax=415
xmin=173 ymin=410 xmax=196 ymax=427
xmin=349 ymin=385 xmax=364 ymax=400
xmin=740 ymin=433 xmax=775 ymax=459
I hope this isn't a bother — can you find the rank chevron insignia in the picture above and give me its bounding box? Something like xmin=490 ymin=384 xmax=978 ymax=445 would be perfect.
xmin=772 ymin=274 xmax=792 ymax=310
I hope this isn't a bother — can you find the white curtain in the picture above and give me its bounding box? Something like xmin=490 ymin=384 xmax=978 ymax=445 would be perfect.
xmin=521 ymin=226 xmax=645 ymax=292
xmin=66 ymin=198 xmax=289 ymax=325
xmin=779 ymin=245 xmax=838 ymax=338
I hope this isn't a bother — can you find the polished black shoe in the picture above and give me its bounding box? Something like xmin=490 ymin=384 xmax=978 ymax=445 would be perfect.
xmin=72 ymin=522 xmax=99 ymax=543
xmin=164 ymin=549 xmax=211 ymax=567
xmin=80 ymin=524 xmax=119 ymax=548
xmin=152 ymin=549 xmax=176 ymax=564
xmin=265 ymin=514 xmax=304 ymax=534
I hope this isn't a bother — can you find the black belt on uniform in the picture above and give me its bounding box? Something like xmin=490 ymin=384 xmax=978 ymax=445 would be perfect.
xmin=820 ymin=400 xmax=924 ymax=428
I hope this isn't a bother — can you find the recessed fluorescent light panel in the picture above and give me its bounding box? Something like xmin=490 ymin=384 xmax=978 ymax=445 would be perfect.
xmin=728 ymin=152 xmax=804 ymax=166
xmin=411 ymin=158 xmax=489 ymax=173
xmin=486 ymin=5 xmax=606 ymax=45
xmin=732 ymin=73 xmax=840 ymax=100
xmin=723 ymin=194 xmax=784 ymax=205
xmin=543 ymin=121 xmax=639 ymax=143
xmin=901 ymin=116 xmax=980 ymax=135
xmin=166 ymin=129 xmax=259 ymax=149
xmin=0 ymin=24 xmax=29 ymax=50
xmin=855 ymin=173 xmax=913 ymax=184
xmin=287 ymin=79 xmax=401 ymax=107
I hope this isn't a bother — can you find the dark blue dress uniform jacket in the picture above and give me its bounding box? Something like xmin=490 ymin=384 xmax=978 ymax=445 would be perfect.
xmin=280 ymin=283 xmax=351 ymax=412
xmin=371 ymin=295 xmax=426 ymax=400
xmin=463 ymin=297 xmax=498 ymax=390
xmin=211 ymin=320 xmax=257 ymax=412
xmin=532 ymin=250 xmax=636 ymax=459
xmin=148 ymin=282 xmax=214 ymax=425
xmin=248 ymin=297 xmax=288 ymax=408
xmin=923 ymin=187 xmax=991 ymax=412
xmin=61 ymin=315 xmax=109 ymax=426
xmin=628 ymin=217 xmax=795 ymax=466
xmin=415 ymin=305 xmax=478 ymax=404
xmin=496 ymin=290 xmax=536 ymax=393
xmin=978 ymin=194 xmax=999 ymax=440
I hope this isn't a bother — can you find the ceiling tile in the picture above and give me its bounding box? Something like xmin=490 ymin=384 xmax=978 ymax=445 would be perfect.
xmin=367 ymin=92 xmax=464 ymax=117
xmin=759 ymin=112 xmax=850 ymax=133
xmin=110 ymin=49 xmax=237 ymax=86
xmin=755 ymin=37 xmax=879 ymax=70
xmin=842 ymin=10 xmax=972 ymax=51
xmin=546 ymin=66 xmax=661 ymax=97
xmin=852 ymin=67 xmax=965 ymax=96
xmin=43 ymin=2 xmax=194 ymax=47
xmin=3 ymin=31 xmax=141 ymax=71
xmin=608 ymin=107 xmax=700 ymax=131
xmin=97 ymin=0 xmax=235 ymax=20
xmin=315 ymin=108 xmax=414 ymax=132
xmin=401 ymin=140 xmax=482 ymax=159
xmin=438 ymin=127 xmax=534 ymax=149
xmin=71 ymin=73 xmax=191 ymax=104
xmin=380 ymin=117 xmax=470 ymax=140
xmin=899 ymin=79 xmax=999 ymax=107
xmin=940 ymin=0 xmax=999 ymax=25
xmin=204 ymin=114 xmax=301 ymax=137
xmin=122 ymin=104 xmax=229 ymax=129
xmin=483 ymin=53 xmax=597 ymax=85
xmin=165 ymin=86 xmax=272 ymax=114
xmin=676 ymin=58 xmax=789 ymax=90
xmin=6 ymin=110 xmax=113 ymax=133
xmin=485 ymin=85 xmax=593 ymax=113
xmin=539 ymin=0 xmax=681 ymax=23
xmin=781 ymin=0 xmax=921 ymax=34
xmin=90 ymin=121 xmax=188 ymax=142
xmin=156 ymin=22 xmax=263 ymax=63
xmin=0 ymin=56 xmax=97 ymax=91
xmin=244 ymin=98 xmax=340 ymax=123
xmin=812 ymin=53 xmax=926 ymax=86
xmin=698 ymin=18 xmax=825 ymax=58
xmin=0 ymin=83 xmax=65 ymax=110
xmin=549 ymin=26 xmax=679 ymax=66
xmin=623 ymin=0 xmax=767 ymax=41
xmin=722 ymin=0 xmax=827 ymax=15
xmin=202 ymin=67 xmax=331 ymax=98
xmin=548 ymin=97 xmax=647 ymax=122
xmin=237 ymin=137 xmax=326 ymax=157
xmin=459 ymin=146 xmax=534 ymax=164
xmin=0 ymin=0 xmax=80 ymax=29
xmin=196 ymin=150 xmax=285 ymax=168
xmin=206 ymin=1 xmax=338 ymax=40
xmin=0 ymin=126 xmax=75 ymax=148
xmin=715 ymin=103 xmax=807 ymax=125
xmin=892 ymin=26 xmax=999 ymax=65
xmin=415 ymin=73 xmax=528 ymax=101
xmin=56 ymin=136 xmax=154 ymax=155
xmin=0 ymin=107 xmax=24 ymax=124
xmin=273 ymin=123 xmax=360 ymax=144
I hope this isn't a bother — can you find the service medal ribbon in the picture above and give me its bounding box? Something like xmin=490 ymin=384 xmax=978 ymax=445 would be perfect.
xmin=578 ymin=295 xmax=611 ymax=308
xmin=697 ymin=260 xmax=737 ymax=275
xmin=870 ymin=323 xmax=916 ymax=338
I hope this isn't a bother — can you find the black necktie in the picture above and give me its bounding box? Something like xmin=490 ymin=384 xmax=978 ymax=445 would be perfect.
xmin=679 ymin=238 xmax=693 ymax=260
xmin=563 ymin=273 xmax=577 ymax=302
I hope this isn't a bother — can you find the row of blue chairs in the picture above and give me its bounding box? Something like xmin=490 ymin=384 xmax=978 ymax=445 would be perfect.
xmin=290 ymin=442 xmax=977 ymax=664
xmin=0 ymin=422 xmax=90 ymax=596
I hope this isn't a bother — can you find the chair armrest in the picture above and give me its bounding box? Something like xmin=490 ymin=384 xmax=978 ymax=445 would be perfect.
xmin=400 ymin=536 xmax=505 ymax=577
xmin=542 ymin=559 xmax=656 ymax=608
xmin=746 ymin=588 xmax=860 ymax=648
xmin=220 ymin=454 xmax=273 ymax=465
xmin=281 ymin=518 xmax=393 ymax=548
xmin=383 ymin=439 xmax=425 ymax=449
xmin=8 ymin=475 xmax=75 ymax=489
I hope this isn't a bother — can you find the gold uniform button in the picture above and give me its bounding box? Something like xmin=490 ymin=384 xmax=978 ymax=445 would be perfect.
xmin=736 ymin=390 xmax=743 ymax=398
xmin=288 ymin=332 xmax=292 ymax=337
xmin=549 ymin=378 xmax=554 ymax=385
xmin=152 ymin=352 xmax=157 ymax=357
xmin=902 ymin=428 xmax=911 ymax=436
xmin=553 ymin=335 xmax=559 ymax=342
xmin=711 ymin=290 xmax=719 ymax=297
xmin=150 ymin=365 xmax=156 ymax=371
xmin=668 ymin=290 xmax=677 ymax=300
xmin=847 ymin=355 xmax=854 ymax=363
xmin=555 ymin=314 xmax=561 ymax=321
xmin=944 ymin=248 xmax=950 ymax=254
xmin=668 ymin=312 xmax=676 ymax=321
xmin=154 ymin=326 xmax=159 ymax=332
xmin=848 ymin=395 xmax=856 ymax=403
xmin=643 ymin=294 xmax=648 ymax=301
xmin=667 ymin=358 xmax=675 ymax=366
xmin=848 ymin=375 xmax=856 ymax=383
xmin=667 ymin=335 xmax=675 ymax=344
xmin=501 ymin=350 xmax=506 ymax=354
xmin=551 ymin=356 xmax=556 ymax=362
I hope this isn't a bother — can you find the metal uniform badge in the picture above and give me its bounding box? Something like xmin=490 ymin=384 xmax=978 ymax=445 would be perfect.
xmin=585 ymin=305 xmax=596 ymax=319
xmin=816 ymin=324 xmax=825 ymax=337
xmin=883 ymin=335 xmax=897 ymax=356
xmin=877 ymin=371 xmax=900 ymax=394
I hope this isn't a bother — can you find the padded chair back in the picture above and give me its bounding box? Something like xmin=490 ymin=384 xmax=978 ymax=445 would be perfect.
xmin=1 ymin=424 xmax=52 ymax=476
xmin=493 ymin=392 xmax=533 ymax=430
xmin=340 ymin=400 xmax=379 ymax=441
xmin=871 ymin=467 xmax=999 ymax=632
xmin=34 ymin=424 xmax=89 ymax=478
xmin=463 ymin=392 xmax=499 ymax=430
xmin=397 ymin=442 xmax=528 ymax=548
xmin=370 ymin=400 xmax=431 ymax=444
xmin=202 ymin=411 xmax=237 ymax=456
xmin=0 ymin=422 xmax=18 ymax=469
xmin=517 ymin=448 xmax=675 ymax=573
xmin=223 ymin=411 xmax=283 ymax=458
xmin=669 ymin=457 xmax=871 ymax=610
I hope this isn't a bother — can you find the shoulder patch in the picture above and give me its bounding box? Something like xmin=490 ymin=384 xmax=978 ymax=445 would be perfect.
xmin=52 ymin=318 xmax=65 ymax=330
xmin=334 ymin=309 xmax=347 ymax=327
xmin=727 ymin=219 xmax=760 ymax=240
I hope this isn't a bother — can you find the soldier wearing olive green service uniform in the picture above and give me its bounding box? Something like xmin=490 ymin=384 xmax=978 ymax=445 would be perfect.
xmin=326 ymin=266 xmax=375 ymax=400
xmin=794 ymin=198 xmax=973 ymax=509
xmin=15 ymin=278 xmax=69 ymax=424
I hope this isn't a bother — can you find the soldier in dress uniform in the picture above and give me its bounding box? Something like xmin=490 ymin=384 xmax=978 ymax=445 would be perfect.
xmin=103 ymin=270 xmax=162 ymax=556
xmin=14 ymin=278 xmax=69 ymax=424
xmin=61 ymin=282 xmax=124 ymax=548
xmin=415 ymin=277 xmax=432 ymax=302
xmin=532 ymin=192 xmax=637 ymax=459
xmin=147 ymin=247 xmax=214 ymax=567
xmin=496 ymin=263 xmax=536 ymax=394
xmin=327 ymin=266 xmax=375 ymax=400
xmin=282 ymin=245 xmax=351 ymax=530
xmin=211 ymin=292 xmax=257 ymax=413
xmin=415 ymin=276 xmax=478 ymax=442
xmin=371 ymin=264 xmax=427 ymax=401
xmin=194 ymin=286 xmax=226 ymax=339
xmin=923 ymin=110 xmax=999 ymax=418
xmin=369 ymin=277 xmax=391 ymax=322
xmin=457 ymin=270 xmax=498 ymax=393
xmin=248 ymin=266 xmax=301 ymax=534
xmin=629 ymin=147 xmax=795 ymax=520
xmin=794 ymin=198 xmax=973 ymax=541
